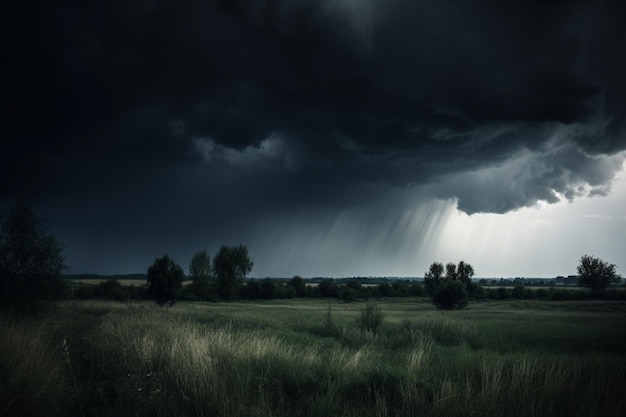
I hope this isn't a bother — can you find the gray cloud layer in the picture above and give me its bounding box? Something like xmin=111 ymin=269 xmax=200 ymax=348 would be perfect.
xmin=3 ymin=0 xmax=626 ymax=217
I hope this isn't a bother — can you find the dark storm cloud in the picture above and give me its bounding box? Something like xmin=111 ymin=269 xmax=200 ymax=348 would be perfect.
xmin=431 ymin=122 xmax=626 ymax=213
xmin=2 ymin=0 xmax=626 ymax=215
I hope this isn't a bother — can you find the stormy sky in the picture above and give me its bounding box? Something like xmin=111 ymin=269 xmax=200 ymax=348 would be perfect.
xmin=2 ymin=0 xmax=625 ymax=278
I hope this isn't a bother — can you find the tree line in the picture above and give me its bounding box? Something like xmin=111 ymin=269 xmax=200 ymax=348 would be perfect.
xmin=0 ymin=201 xmax=623 ymax=313
xmin=145 ymin=245 xmax=254 ymax=306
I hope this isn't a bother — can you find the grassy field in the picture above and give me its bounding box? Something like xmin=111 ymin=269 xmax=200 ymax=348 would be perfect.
xmin=2 ymin=298 xmax=625 ymax=417
xmin=70 ymin=279 xmax=148 ymax=286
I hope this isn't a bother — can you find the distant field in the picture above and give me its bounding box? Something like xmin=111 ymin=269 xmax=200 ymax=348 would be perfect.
xmin=2 ymin=298 xmax=625 ymax=417
xmin=70 ymin=279 xmax=194 ymax=287
xmin=485 ymin=284 xmax=625 ymax=289
xmin=71 ymin=278 xmax=147 ymax=286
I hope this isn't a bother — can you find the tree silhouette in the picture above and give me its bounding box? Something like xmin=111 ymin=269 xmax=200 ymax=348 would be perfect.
xmin=456 ymin=261 xmax=475 ymax=285
xmin=288 ymin=275 xmax=306 ymax=297
xmin=147 ymin=255 xmax=184 ymax=306
xmin=445 ymin=262 xmax=457 ymax=280
xmin=318 ymin=278 xmax=338 ymax=298
xmin=189 ymin=250 xmax=211 ymax=281
xmin=577 ymin=254 xmax=620 ymax=291
xmin=424 ymin=262 xmax=444 ymax=294
xmin=189 ymin=250 xmax=212 ymax=299
xmin=0 ymin=201 xmax=65 ymax=312
xmin=213 ymin=245 xmax=253 ymax=300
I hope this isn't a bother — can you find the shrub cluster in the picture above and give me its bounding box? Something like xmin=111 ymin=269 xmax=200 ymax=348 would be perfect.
xmin=68 ymin=278 xmax=428 ymax=302
xmin=239 ymin=278 xmax=425 ymax=301
xmin=72 ymin=280 xmax=149 ymax=301
xmin=484 ymin=285 xmax=626 ymax=301
xmin=69 ymin=278 xmax=626 ymax=304
xmin=432 ymin=280 xmax=468 ymax=310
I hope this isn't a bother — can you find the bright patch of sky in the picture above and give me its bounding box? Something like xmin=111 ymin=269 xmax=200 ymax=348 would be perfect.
xmin=250 ymin=161 xmax=626 ymax=279
xmin=430 ymin=159 xmax=625 ymax=278
xmin=433 ymin=161 xmax=626 ymax=277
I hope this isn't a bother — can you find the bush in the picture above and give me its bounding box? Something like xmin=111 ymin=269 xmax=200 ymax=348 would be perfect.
xmin=410 ymin=282 xmax=426 ymax=296
xmin=261 ymin=278 xmax=276 ymax=299
xmin=188 ymin=279 xmax=217 ymax=301
xmin=287 ymin=276 xmax=306 ymax=297
xmin=356 ymin=304 xmax=384 ymax=334
xmin=179 ymin=286 xmax=199 ymax=301
xmin=466 ymin=282 xmax=484 ymax=300
xmin=94 ymin=279 xmax=129 ymax=301
xmin=241 ymin=279 xmax=262 ymax=299
xmin=391 ymin=282 xmax=411 ymax=296
xmin=377 ymin=282 xmax=393 ymax=297
xmin=497 ymin=287 xmax=509 ymax=300
xmin=319 ymin=279 xmax=339 ymax=298
xmin=432 ymin=280 xmax=468 ymax=310
xmin=340 ymin=287 xmax=359 ymax=302
xmin=275 ymin=284 xmax=296 ymax=299
xmin=511 ymin=285 xmax=527 ymax=299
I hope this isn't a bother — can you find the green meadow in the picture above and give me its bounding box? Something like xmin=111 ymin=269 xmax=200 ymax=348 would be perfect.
xmin=2 ymin=298 xmax=625 ymax=417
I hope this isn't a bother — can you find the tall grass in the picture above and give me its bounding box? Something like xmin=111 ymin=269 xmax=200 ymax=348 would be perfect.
xmin=1 ymin=299 xmax=625 ymax=417
xmin=424 ymin=355 xmax=626 ymax=417
xmin=356 ymin=303 xmax=385 ymax=334
xmin=0 ymin=315 xmax=72 ymax=417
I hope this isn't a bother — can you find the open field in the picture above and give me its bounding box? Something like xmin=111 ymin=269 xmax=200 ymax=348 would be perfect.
xmin=2 ymin=298 xmax=625 ymax=417
xmin=70 ymin=279 xmax=148 ymax=286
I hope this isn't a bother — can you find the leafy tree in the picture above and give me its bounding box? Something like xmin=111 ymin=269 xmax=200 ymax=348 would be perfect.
xmin=189 ymin=250 xmax=212 ymax=299
xmin=260 ymin=278 xmax=276 ymax=299
xmin=189 ymin=250 xmax=211 ymax=281
xmin=424 ymin=262 xmax=444 ymax=294
xmin=147 ymin=255 xmax=184 ymax=306
xmin=318 ymin=278 xmax=338 ymax=298
xmin=456 ymin=261 xmax=475 ymax=285
xmin=445 ymin=262 xmax=457 ymax=280
xmin=432 ymin=280 xmax=468 ymax=310
xmin=213 ymin=245 xmax=253 ymax=300
xmin=377 ymin=282 xmax=393 ymax=297
xmin=288 ymin=275 xmax=306 ymax=297
xmin=0 ymin=201 xmax=65 ymax=312
xmin=577 ymin=254 xmax=620 ymax=291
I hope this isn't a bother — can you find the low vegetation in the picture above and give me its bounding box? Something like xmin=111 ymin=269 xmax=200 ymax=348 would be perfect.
xmin=2 ymin=298 xmax=625 ymax=417
xmin=432 ymin=279 xmax=468 ymax=310
xmin=67 ymin=276 xmax=626 ymax=304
